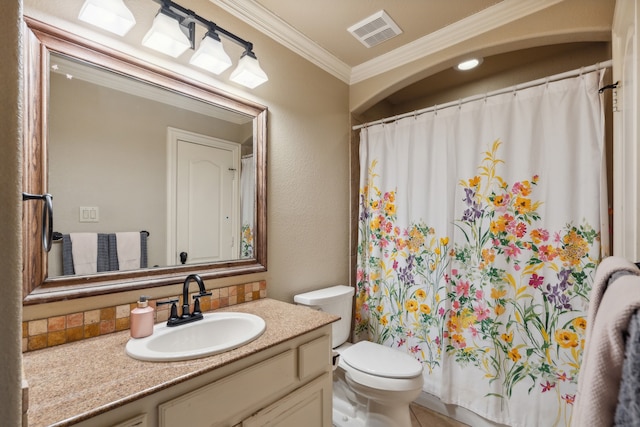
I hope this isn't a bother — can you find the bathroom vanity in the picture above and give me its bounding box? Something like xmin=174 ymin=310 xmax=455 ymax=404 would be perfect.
xmin=22 ymin=299 xmax=337 ymax=427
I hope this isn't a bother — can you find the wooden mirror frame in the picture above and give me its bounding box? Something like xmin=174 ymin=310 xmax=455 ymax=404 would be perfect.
xmin=22 ymin=17 xmax=267 ymax=305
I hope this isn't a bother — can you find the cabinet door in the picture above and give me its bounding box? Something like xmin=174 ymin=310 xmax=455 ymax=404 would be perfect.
xmin=158 ymin=350 xmax=296 ymax=426
xmin=242 ymin=373 xmax=332 ymax=427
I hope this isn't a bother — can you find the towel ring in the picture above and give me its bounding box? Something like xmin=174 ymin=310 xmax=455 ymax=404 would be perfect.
xmin=22 ymin=192 xmax=53 ymax=252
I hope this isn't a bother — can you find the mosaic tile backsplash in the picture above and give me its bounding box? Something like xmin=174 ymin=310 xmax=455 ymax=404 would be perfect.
xmin=23 ymin=281 xmax=266 ymax=352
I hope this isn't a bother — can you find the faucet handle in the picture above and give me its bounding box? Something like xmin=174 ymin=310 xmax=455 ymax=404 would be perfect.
xmin=157 ymin=299 xmax=180 ymax=321
xmin=198 ymin=290 xmax=213 ymax=297
xmin=192 ymin=294 xmax=207 ymax=316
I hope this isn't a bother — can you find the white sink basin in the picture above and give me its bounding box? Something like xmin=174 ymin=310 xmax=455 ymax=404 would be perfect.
xmin=125 ymin=312 xmax=266 ymax=362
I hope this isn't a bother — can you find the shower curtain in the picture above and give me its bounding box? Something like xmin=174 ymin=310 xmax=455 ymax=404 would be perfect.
xmin=240 ymin=156 xmax=255 ymax=258
xmin=355 ymin=70 xmax=607 ymax=427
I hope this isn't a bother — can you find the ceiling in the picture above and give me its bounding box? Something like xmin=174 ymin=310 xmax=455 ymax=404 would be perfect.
xmin=250 ymin=0 xmax=504 ymax=68
xmin=210 ymin=0 xmax=615 ymax=112
xmin=211 ymin=0 xmax=614 ymax=85
xmin=28 ymin=0 xmax=614 ymax=113
xmin=26 ymin=0 xmax=615 ymax=110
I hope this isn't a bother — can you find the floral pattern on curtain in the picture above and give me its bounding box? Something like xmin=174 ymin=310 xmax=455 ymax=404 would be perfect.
xmin=355 ymin=70 xmax=606 ymax=427
xmin=240 ymin=156 xmax=255 ymax=258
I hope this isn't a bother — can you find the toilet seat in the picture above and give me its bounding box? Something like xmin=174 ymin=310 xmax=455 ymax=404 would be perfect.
xmin=338 ymin=341 xmax=424 ymax=392
xmin=340 ymin=341 xmax=423 ymax=378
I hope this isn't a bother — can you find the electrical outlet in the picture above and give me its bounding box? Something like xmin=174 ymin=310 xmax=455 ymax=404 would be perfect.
xmin=79 ymin=206 xmax=99 ymax=223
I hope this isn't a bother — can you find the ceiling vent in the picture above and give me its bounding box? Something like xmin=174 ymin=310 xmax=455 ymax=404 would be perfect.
xmin=348 ymin=10 xmax=402 ymax=48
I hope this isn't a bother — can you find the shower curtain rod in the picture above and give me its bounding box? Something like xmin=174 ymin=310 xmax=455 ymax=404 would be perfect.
xmin=352 ymin=59 xmax=612 ymax=131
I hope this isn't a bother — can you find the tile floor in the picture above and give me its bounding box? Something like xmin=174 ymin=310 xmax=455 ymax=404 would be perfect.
xmin=410 ymin=403 xmax=470 ymax=427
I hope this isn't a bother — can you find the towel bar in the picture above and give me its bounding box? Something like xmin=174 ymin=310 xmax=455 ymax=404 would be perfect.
xmin=52 ymin=230 xmax=150 ymax=241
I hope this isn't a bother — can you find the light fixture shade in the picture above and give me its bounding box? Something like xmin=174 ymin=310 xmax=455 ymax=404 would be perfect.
xmin=189 ymin=34 xmax=232 ymax=75
xmin=142 ymin=10 xmax=191 ymax=58
xmin=230 ymin=52 xmax=268 ymax=89
xmin=78 ymin=0 xmax=136 ymax=36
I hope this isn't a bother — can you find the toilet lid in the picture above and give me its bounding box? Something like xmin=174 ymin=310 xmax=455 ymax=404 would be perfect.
xmin=339 ymin=341 xmax=423 ymax=379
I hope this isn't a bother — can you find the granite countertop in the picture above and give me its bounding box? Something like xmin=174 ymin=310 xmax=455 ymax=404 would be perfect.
xmin=22 ymin=298 xmax=338 ymax=427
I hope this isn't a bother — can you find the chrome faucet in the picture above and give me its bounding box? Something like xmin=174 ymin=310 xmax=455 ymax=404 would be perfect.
xmin=159 ymin=274 xmax=212 ymax=327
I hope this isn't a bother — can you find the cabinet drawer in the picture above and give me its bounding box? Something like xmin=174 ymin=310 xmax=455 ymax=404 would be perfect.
xmin=158 ymin=349 xmax=296 ymax=426
xmin=112 ymin=414 xmax=147 ymax=427
xmin=298 ymin=334 xmax=331 ymax=381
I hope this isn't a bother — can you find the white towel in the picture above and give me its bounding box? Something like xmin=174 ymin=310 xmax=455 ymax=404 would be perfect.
xmin=572 ymin=275 xmax=640 ymax=427
xmin=69 ymin=233 xmax=98 ymax=275
xmin=115 ymin=232 xmax=141 ymax=271
xmin=582 ymin=256 xmax=640 ymax=354
xmin=572 ymin=256 xmax=640 ymax=427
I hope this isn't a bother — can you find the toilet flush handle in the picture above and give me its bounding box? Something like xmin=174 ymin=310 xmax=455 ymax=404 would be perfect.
xmin=332 ymin=350 xmax=340 ymax=371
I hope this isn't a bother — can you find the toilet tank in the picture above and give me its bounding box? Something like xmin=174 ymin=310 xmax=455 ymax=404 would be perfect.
xmin=294 ymin=285 xmax=354 ymax=348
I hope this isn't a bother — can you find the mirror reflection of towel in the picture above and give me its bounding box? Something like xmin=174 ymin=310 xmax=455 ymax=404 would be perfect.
xmin=69 ymin=233 xmax=98 ymax=275
xmin=116 ymin=232 xmax=141 ymax=271
xmin=62 ymin=234 xmax=74 ymax=275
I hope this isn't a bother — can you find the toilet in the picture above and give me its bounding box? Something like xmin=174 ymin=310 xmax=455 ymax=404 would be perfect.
xmin=294 ymin=285 xmax=424 ymax=427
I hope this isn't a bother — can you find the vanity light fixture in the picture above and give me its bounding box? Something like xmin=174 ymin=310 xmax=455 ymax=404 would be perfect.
xmin=78 ymin=0 xmax=136 ymax=36
xmin=230 ymin=49 xmax=269 ymax=89
xmin=146 ymin=0 xmax=268 ymax=87
xmin=189 ymin=31 xmax=233 ymax=74
xmin=78 ymin=0 xmax=268 ymax=88
xmin=456 ymin=57 xmax=483 ymax=71
xmin=142 ymin=7 xmax=192 ymax=58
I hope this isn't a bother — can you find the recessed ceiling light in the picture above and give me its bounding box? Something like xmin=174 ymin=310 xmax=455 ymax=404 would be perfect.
xmin=456 ymin=58 xmax=483 ymax=71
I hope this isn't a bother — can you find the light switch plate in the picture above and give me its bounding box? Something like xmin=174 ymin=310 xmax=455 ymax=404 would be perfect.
xmin=79 ymin=206 xmax=99 ymax=223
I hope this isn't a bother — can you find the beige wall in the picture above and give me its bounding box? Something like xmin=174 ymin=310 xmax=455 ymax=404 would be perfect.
xmin=21 ymin=1 xmax=350 ymax=321
xmin=1 ymin=2 xmax=23 ymax=425
xmin=365 ymin=42 xmax=612 ymax=122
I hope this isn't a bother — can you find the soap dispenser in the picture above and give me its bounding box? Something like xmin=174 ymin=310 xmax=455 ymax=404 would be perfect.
xmin=130 ymin=296 xmax=154 ymax=338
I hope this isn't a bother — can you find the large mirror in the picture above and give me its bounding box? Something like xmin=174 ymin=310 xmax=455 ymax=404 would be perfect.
xmin=22 ymin=17 xmax=267 ymax=304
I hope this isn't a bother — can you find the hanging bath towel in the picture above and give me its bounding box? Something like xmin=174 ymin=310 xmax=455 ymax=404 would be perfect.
xmin=574 ymin=274 xmax=640 ymax=426
xmin=115 ymin=232 xmax=142 ymax=271
xmin=615 ymin=310 xmax=640 ymax=426
xmin=69 ymin=233 xmax=98 ymax=275
xmin=62 ymin=234 xmax=74 ymax=275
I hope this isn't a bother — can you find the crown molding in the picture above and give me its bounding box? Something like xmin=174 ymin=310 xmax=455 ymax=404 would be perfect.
xmin=211 ymin=0 xmax=564 ymax=85
xmin=350 ymin=0 xmax=564 ymax=84
xmin=211 ymin=0 xmax=351 ymax=83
